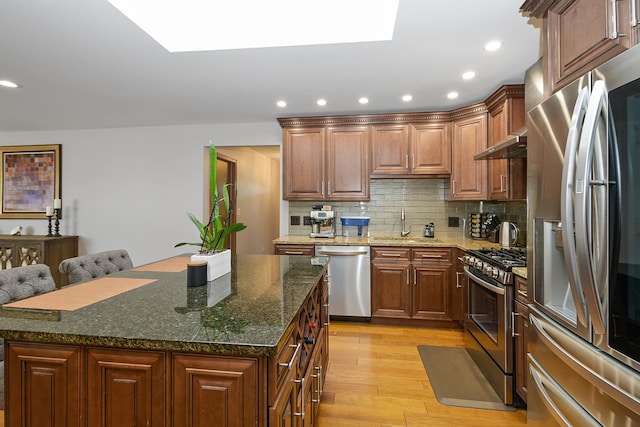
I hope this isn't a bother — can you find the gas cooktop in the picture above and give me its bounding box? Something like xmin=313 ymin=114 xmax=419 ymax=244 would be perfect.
xmin=463 ymin=248 xmax=527 ymax=285
xmin=468 ymin=248 xmax=527 ymax=270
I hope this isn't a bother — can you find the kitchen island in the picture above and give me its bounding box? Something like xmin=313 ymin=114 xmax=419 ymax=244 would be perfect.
xmin=0 ymin=254 xmax=329 ymax=427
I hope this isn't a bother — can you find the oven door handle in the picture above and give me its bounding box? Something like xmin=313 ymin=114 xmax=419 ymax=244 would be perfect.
xmin=464 ymin=266 xmax=504 ymax=296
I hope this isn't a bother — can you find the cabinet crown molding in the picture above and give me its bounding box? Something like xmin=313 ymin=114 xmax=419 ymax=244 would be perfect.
xmin=278 ymin=112 xmax=452 ymax=128
xmin=484 ymin=85 xmax=526 ymax=110
xmin=520 ymin=0 xmax=557 ymax=18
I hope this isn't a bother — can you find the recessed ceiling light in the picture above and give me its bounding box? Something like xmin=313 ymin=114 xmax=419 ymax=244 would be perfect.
xmin=317 ymin=99 xmax=327 ymax=106
xmin=402 ymin=94 xmax=413 ymax=102
xmin=484 ymin=40 xmax=502 ymax=52
xmin=106 ymin=0 xmax=399 ymax=52
xmin=447 ymin=92 xmax=459 ymax=99
xmin=0 ymin=80 xmax=20 ymax=88
xmin=358 ymin=97 xmax=369 ymax=104
xmin=276 ymin=100 xmax=287 ymax=108
xmin=462 ymin=71 xmax=476 ymax=80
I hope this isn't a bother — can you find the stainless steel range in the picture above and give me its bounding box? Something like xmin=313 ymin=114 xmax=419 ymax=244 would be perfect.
xmin=461 ymin=247 xmax=526 ymax=406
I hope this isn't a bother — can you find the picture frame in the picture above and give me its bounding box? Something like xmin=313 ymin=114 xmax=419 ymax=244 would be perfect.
xmin=0 ymin=144 xmax=61 ymax=219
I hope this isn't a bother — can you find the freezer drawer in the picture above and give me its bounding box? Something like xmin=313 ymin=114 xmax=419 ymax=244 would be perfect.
xmin=528 ymin=307 xmax=640 ymax=426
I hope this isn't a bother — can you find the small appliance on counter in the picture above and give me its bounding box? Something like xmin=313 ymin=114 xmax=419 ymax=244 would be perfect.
xmin=468 ymin=213 xmax=500 ymax=239
xmin=340 ymin=216 xmax=370 ymax=237
xmin=423 ymin=223 xmax=435 ymax=238
xmin=309 ymin=205 xmax=336 ymax=238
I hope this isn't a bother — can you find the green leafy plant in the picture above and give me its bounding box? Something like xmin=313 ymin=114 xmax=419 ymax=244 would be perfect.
xmin=175 ymin=144 xmax=247 ymax=254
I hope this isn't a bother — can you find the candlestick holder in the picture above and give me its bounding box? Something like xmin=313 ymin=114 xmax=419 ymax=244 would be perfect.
xmin=46 ymin=214 xmax=54 ymax=237
xmin=54 ymin=208 xmax=61 ymax=237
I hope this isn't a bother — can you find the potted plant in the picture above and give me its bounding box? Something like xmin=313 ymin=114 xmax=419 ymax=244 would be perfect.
xmin=175 ymin=144 xmax=246 ymax=280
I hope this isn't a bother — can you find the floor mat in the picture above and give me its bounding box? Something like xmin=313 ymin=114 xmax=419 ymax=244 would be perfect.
xmin=417 ymin=345 xmax=516 ymax=411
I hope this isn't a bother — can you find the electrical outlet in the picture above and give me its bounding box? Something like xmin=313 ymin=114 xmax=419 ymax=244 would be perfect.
xmin=448 ymin=216 xmax=460 ymax=227
xmin=303 ymin=216 xmax=311 ymax=226
xmin=290 ymin=216 xmax=300 ymax=226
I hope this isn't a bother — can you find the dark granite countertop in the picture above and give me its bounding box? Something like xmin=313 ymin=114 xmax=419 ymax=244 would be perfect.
xmin=0 ymin=254 xmax=328 ymax=357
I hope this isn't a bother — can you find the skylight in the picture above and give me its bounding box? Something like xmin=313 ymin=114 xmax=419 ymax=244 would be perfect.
xmin=106 ymin=0 xmax=399 ymax=52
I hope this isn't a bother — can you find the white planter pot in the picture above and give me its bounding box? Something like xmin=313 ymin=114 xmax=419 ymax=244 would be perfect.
xmin=191 ymin=250 xmax=231 ymax=281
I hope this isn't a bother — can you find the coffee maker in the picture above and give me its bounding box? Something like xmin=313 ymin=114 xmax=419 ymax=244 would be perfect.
xmin=309 ymin=206 xmax=336 ymax=238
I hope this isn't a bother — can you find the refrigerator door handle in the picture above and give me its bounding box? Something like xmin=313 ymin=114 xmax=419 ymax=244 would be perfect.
xmin=528 ymin=359 xmax=600 ymax=426
xmin=560 ymin=85 xmax=591 ymax=327
xmin=575 ymin=80 xmax=609 ymax=335
xmin=530 ymin=313 xmax=640 ymax=415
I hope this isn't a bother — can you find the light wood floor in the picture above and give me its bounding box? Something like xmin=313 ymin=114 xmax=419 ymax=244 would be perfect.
xmin=0 ymin=322 xmax=527 ymax=427
xmin=318 ymin=321 xmax=527 ymax=427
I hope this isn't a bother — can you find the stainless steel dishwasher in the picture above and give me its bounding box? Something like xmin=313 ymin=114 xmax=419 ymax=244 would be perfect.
xmin=315 ymin=245 xmax=371 ymax=319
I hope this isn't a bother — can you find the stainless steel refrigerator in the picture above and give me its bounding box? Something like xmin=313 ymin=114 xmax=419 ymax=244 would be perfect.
xmin=526 ymin=44 xmax=640 ymax=425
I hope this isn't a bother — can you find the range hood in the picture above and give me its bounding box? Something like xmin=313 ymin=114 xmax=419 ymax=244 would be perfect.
xmin=474 ymin=129 xmax=527 ymax=160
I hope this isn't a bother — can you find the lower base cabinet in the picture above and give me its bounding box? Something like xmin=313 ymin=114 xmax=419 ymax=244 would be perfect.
xmin=6 ymin=343 xmax=81 ymax=427
xmin=371 ymin=247 xmax=453 ymax=323
xmin=173 ymin=354 xmax=260 ymax=427
xmin=87 ymin=348 xmax=165 ymax=427
xmin=4 ymin=274 xmax=329 ymax=427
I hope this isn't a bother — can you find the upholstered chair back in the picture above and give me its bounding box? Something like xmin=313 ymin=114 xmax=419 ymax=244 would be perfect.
xmin=0 ymin=264 xmax=56 ymax=304
xmin=0 ymin=264 xmax=56 ymax=362
xmin=59 ymin=249 xmax=133 ymax=285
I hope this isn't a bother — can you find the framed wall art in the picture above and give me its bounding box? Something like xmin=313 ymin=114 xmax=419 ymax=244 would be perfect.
xmin=0 ymin=144 xmax=61 ymax=219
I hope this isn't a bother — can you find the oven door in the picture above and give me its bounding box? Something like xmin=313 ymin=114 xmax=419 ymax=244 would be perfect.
xmin=464 ymin=266 xmax=513 ymax=373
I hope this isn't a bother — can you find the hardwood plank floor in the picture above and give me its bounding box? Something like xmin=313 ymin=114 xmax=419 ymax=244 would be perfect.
xmin=319 ymin=321 xmax=527 ymax=427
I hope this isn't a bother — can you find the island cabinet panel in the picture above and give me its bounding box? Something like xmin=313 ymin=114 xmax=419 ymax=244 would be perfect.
xmin=86 ymin=348 xmax=166 ymax=427
xmin=449 ymin=112 xmax=488 ymax=200
xmin=6 ymin=342 xmax=81 ymax=427
xmin=172 ymin=354 xmax=260 ymax=427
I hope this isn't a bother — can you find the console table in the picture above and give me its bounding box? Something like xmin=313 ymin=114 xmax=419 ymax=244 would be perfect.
xmin=0 ymin=235 xmax=78 ymax=288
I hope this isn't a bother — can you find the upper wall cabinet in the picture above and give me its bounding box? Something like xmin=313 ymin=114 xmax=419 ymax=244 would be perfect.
xmin=449 ymin=107 xmax=488 ymax=201
xmin=281 ymin=124 xmax=370 ymax=201
xmin=486 ymin=85 xmax=526 ymax=200
xmin=522 ymin=0 xmax=635 ymax=94
xmin=370 ymin=121 xmax=451 ymax=177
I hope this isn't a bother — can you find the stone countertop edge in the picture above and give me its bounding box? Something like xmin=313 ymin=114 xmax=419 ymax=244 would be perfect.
xmin=0 ymin=254 xmax=328 ymax=357
xmin=512 ymin=267 xmax=527 ymax=279
xmin=273 ymin=235 xmax=503 ymax=251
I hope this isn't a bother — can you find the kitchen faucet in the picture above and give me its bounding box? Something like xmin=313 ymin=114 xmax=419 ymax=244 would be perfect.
xmin=400 ymin=208 xmax=411 ymax=237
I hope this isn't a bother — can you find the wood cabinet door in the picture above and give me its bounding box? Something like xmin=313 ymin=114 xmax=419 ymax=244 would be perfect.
xmin=370 ymin=124 xmax=410 ymax=175
xmin=269 ymin=372 xmax=297 ymax=427
xmin=283 ymin=127 xmax=325 ymax=200
xmin=412 ymin=264 xmax=451 ymax=321
xmin=371 ymin=262 xmax=411 ymax=319
xmin=172 ymin=354 xmax=260 ymax=427
xmin=87 ymin=348 xmax=166 ymax=427
xmin=410 ymin=122 xmax=451 ymax=174
xmin=487 ymin=96 xmax=526 ymax=200
xmin=514 ymin=300 xmax=529 ymax=403
xmin=451 ymin=251 xmax=467 ymax=323
xmin=548 ymin=0 xmax=630 ymax=92
xmin=450 ymin=113 xmax=488 ymax=200
xmin=326 ymin=126 xmax=370 ymax=200
xmin=6 ymin=342 xmax=81 ymax=427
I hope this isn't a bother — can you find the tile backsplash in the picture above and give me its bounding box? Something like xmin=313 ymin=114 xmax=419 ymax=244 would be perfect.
xmin=288 ymin=178 xmax=527 ymax=246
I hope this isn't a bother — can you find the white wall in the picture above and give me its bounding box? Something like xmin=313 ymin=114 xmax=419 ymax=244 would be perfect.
xmin=0 ymin=122 xmax=283 ymax=266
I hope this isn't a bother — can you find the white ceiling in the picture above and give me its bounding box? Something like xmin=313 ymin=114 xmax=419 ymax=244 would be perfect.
xmin=0 ymin=0 xmax=541 ymax=132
